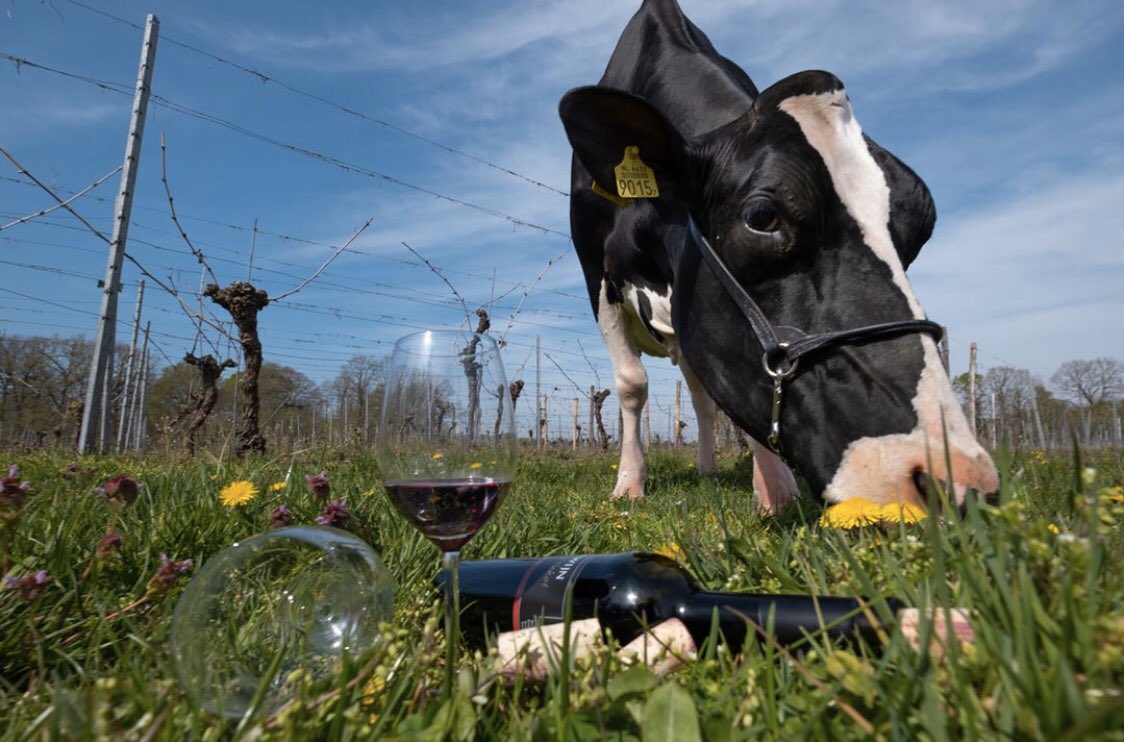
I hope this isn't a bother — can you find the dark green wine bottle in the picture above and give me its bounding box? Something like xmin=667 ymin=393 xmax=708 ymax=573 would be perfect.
xmin=438 ymin=552 xmax=902 ymax=651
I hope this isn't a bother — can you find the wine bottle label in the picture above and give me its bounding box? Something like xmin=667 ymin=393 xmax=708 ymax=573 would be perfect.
xmin=511 ymin=555 xmax=593 ymax=630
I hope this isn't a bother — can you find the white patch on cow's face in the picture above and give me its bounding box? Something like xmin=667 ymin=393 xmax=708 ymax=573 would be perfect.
xmin=778 ymin=90 xmax=997 ymax=504
xmin=779 ymin=90 xmax=923 ymax=319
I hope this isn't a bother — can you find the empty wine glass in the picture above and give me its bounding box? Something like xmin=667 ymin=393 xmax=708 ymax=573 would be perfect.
xmin=376 ymin=329 xmax=516 ymax=691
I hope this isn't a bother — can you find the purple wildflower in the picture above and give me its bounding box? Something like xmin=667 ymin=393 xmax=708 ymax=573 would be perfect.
xmin=4 ymin=569 xmax=50 ymax=601
xmin=96 ymin=533 xmax=123 ymax=558
xmin=269 ymin=505 xmax=294 ymax=529
xmin=305 ymin=471 xmax=331 ymax=500
xmin=97 ymin=474 xmax=142 ymax=507
xmin=315 ymin=500 xmax=351 ymax=528
xmin=1 ymin=465 xmax=31 ymax=508
xmin=145 ymin=553 xmax=193 ymax=597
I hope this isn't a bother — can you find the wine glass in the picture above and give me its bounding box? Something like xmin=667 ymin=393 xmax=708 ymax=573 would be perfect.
xmin=376 ymin=329 xmax=516 ymax=691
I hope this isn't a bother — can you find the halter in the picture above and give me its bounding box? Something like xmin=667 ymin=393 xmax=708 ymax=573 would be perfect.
xmin=686 ymin=217 xmax=944 ymax=457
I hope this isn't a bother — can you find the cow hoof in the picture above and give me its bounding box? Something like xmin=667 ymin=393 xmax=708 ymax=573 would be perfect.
xmin=611 ymin=485 xmax=646 ymax=500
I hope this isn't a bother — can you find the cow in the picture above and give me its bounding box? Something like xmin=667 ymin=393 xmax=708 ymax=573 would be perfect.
xmin=559 ymin=0 xmax=998 ymax=512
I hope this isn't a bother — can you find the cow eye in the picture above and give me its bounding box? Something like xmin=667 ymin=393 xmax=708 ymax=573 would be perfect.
xmin=744 ymin=200 xmax=781 ymax=234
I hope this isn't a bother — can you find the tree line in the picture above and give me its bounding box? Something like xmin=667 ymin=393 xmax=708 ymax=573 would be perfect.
xmin=1 ymin=332 xmax=1120 ymax=454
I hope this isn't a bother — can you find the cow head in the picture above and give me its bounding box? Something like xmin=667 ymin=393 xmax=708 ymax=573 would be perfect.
xmin=559 ymin=70 xmax=998 ymax=509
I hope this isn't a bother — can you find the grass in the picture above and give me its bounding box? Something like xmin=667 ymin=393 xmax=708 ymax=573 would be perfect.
xmin=1 ymin=444 xmax=1122 ymax=740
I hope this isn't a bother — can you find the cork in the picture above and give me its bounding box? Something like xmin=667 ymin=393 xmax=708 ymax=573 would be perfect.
xmin=495 ymin=618 xmax=603 ymax=682
xmin=897 ymin=607 xmax=975 ymax=660
xmin=619 ymin=618 xmax=697 ymax=675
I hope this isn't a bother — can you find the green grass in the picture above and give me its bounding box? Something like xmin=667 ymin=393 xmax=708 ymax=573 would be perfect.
xmin=1 ymin=445 xmax=1122 ymax=740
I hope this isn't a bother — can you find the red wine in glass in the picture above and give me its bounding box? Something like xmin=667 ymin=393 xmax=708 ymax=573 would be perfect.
xmin=384 ymin=477 xmax=511 ymax=552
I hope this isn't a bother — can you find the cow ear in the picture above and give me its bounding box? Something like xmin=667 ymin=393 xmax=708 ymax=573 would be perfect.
xmin=865 ymin=136 xmax=936 ymax=268
xmin=559 ymin=86 xmax=688 ymax=198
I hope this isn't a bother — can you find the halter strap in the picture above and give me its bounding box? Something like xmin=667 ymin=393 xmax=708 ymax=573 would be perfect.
xmin=687 ymin=217 xmax=944 ymax=456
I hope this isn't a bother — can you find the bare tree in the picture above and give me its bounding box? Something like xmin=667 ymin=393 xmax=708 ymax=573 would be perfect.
xmin=1051 ymin=358 xmax=1124 ymax=443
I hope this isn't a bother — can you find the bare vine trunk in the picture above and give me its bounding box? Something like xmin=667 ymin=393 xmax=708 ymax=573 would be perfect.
xmin=204 ymin=282 xmax=269 ymax=457
xmin=183 ymin=352 xmax=237 ymax=456
xmin=592 ymin=389 xmax=611 ymax=450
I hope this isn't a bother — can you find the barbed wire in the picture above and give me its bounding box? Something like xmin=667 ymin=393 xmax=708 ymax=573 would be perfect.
xmin=0 ymin=51 xmax=572 ymax=238
xmin=56 ymin=0 xmax=571 ymax=198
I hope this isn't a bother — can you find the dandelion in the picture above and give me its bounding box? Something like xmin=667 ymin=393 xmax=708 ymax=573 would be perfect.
xmin=269 ymin=480 xmax=287 ymax=492
xmin=220 ymin=480 xmax=259 ymax=508
xmin=270 ymin=505 xmax=294 ymax=529
xmin=1048 ymin=523 xmax=1060 ymax=534
xmin=316 ymin=500 xmax=351 ymax=529
xmin=4 ymin=569 xmax=50 ymax=601
xmin=431 ymin=453 xmax=444 ymax=461
xmin=305 ymin=472 xmax=330 ymax=500
xmin=820 ymin=498 xmax=927 ymax=529
xmin=610 ymin=464 xmax=618 ymax=470
xmin=655 ymin=541 xmax=687 ymax=563
xmin=97 ymin=474 xmax=141 ymax=508
xmin=470 ymin=462 xmax=483 ymax=470
xmin=145 ymin=553 xmax=193 ymax=597
xmin=880 ymin=501 xmax=927 ymax=525
xmin=820 ymin=498 xmax=884 ymax=529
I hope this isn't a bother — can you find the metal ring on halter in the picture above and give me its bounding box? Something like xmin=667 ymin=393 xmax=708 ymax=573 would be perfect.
xmin=762 ymin=343 xmax=798 ymax=380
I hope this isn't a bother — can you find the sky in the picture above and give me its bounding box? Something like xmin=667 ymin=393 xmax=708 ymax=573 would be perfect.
xmin=2 ymin=0 xmax=1122 ymax=440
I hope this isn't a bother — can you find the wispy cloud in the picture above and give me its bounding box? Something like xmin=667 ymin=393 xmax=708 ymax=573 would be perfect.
xmin=913 ymin=168 xmax=1124 ymax=376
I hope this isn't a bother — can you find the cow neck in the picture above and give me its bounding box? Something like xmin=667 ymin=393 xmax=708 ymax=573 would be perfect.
xmin=686 ymin=217 xmax=944 ymax=458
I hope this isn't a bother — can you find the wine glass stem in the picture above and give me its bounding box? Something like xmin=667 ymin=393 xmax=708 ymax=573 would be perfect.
xmin=442 ymin=549 xmax=461 ymax=696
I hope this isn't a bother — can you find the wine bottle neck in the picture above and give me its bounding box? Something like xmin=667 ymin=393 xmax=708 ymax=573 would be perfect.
xmin=680 ymin=591 xmax=904 ymax=650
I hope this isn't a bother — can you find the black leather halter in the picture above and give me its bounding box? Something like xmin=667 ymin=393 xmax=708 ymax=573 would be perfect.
xmin=687 ymin=217 xmax=945 ymax=457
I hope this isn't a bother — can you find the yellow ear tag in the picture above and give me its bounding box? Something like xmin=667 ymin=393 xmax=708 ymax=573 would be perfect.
xmin=613 ymin=146 xmax=660 ymax=199
xmin=591 ymin=180 xmax=633 ymax=208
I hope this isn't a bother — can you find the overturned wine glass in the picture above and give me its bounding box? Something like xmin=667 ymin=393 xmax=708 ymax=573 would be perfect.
xmin=170 ymin=526 xmax=394 ymax=719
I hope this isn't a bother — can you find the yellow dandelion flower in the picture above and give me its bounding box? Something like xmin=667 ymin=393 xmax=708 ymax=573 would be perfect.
xmin=220 ymin=480 xmax=259 ymax=508
xmin=431 ymin=453 xmax=444 ymax=460
xmin=878 ymin=501 xmax=927 ymax=525
xmin=469 ymin=462 xmax=483 ymax=470
xmin=269 ymin=480 xmax=287 ymax=492
xmin=610 ymin=464 xmax=618 ymax=470
xmin=821 ymin=498 xmax=929 ymax=528
xmin=655 ymin=541 xmax=687 ymax=563
xmin=1048 ymin=523 xmax=1060 ymax=534
xmin=819 ymin=498 xmax=884 ymax=529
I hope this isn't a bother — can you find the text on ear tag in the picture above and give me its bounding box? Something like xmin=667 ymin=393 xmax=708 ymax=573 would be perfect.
xmin=613 ymin=146 xmax=659 ymax=198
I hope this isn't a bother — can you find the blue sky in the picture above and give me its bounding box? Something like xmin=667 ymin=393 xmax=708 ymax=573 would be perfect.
xmin=2 ymin=0 xmax=1122 ymax=440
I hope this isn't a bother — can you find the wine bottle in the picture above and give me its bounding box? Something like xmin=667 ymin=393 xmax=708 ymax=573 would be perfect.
xmin=439 ymin=551 xmax=904 ymax=652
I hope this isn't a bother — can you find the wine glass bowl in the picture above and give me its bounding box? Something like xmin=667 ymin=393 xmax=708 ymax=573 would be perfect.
xmin=377 ymin=330 xmax=516 ymax=552
xmin=170 ymin=526 xmax=394 ymax=719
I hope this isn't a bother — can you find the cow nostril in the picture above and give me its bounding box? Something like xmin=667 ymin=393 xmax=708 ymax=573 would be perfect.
xmin=911 ymin=468 xmax=932 ymax=503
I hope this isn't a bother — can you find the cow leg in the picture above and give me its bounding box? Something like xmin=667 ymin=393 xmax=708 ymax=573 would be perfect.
xmin=679 ymin=362 xmax=717 ymax=475
xmin=597 ymin=281 xmax=648 ymax=499
xmin=751 ymin=440 xmax=800 ymax=513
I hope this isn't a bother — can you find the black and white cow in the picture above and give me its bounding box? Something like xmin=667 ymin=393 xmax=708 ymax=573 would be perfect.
xmin=560 ymin=0 xmax=998 ymax=511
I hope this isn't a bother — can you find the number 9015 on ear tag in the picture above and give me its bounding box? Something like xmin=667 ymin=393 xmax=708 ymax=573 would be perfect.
xmin=613 ymin=146 xmax=659 ymax=199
